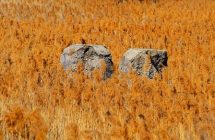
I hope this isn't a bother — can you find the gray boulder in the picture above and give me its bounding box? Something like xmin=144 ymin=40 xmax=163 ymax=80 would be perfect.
xmin=60 ymin=44 xmax=113 ymax=79
xmin=119 ymin=48 xmax=168 ymax=79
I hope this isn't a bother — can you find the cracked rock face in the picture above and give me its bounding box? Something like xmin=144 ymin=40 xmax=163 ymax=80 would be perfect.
xmin=60 ymin=44 xmax=113 ymax=79
xmin=119 ymin=48 xmax=168 ymax=79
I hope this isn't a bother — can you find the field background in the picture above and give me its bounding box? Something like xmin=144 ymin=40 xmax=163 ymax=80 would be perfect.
xmin=0 ymin=0 xmax=214 ymax=139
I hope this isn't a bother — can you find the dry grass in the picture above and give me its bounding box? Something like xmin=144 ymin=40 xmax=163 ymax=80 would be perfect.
xmin=0 ymin=0 xmax=214 ymax=139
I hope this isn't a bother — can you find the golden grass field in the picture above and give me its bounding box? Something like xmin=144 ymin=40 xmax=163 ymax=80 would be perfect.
xmin=0 ymin=0 xmax=214 ymax=139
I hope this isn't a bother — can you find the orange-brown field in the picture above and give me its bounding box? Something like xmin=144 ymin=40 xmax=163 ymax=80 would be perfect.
xmin=0 ymin=0 xmax=215 ymax=139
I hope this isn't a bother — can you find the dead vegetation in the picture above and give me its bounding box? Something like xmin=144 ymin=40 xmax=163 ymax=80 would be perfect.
xmin=0 ymin=0 xmax=214 ymax=139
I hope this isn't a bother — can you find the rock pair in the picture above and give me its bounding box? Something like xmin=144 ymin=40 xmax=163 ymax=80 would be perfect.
xmin=60 ymin=44 xmax=168 ymax=79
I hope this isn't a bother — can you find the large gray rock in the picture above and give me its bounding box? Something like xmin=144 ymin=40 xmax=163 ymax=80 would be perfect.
xmin=60 ymin=44 xmax=113 ymax=79
xmin=119 ymin=48 xmax=168 ymax=79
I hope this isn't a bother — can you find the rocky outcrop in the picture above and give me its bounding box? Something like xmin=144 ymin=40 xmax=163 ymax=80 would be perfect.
xmin=60 ymin=44 xmax=113 ymax=79
xmin=119 ymin=48 xmax=168 ymax=79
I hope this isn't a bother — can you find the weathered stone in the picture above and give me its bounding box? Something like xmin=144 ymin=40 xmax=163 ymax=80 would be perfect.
xmin=119 ymin=48 xmax=168 ymax=79
xmin=60 ymin=44 xmax=113 ymax=79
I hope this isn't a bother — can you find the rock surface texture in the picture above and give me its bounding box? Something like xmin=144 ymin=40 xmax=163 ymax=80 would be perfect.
xmin=60 ymin=44 xmax=113 ymax=79
xmin=119 ymin=48 xmax=168 ymax=79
